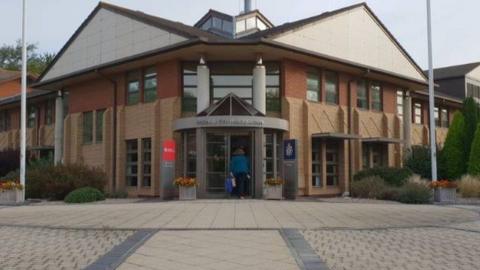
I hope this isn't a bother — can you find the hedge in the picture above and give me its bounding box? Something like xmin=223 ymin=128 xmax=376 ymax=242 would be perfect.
xmin=439 ymin=111 xmax=467 ymax=179
xmin=468 ymin=124 xmax=480 ymax=175
xmin=353 ymin=167 xmax=412 ymax=187
xmin=64 ymin=187 xmax=105 ymax=204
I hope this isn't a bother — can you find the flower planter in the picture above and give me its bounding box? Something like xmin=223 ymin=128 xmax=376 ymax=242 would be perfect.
xmin=265 ymin=185 xmax=283 ymax=200
xmin=434 ymin=188 xmax=456 ymax=203
xmin=179 ymin=186 xmax=196 ymax=200
xmin=0 ymin=190 xmax=23 ymax=204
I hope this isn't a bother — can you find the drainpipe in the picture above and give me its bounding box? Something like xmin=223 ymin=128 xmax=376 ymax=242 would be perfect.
xmin=96 ymin=70 xmax=117 ymax=194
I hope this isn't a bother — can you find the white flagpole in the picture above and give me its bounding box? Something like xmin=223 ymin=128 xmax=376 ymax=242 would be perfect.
xmin=20 ymin=0 xmax=27 ymax=201
xmin=426 ymin=0 xmax=437 ymax=181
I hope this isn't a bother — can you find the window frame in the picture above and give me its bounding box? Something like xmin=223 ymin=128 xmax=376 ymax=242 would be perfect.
xmin=126 ymin=71 xmax=141 ymax=105
xmin=324 ymin=70 xmax=339 ymax=105
xmin=142 ymin=138 xmax=152 ymax=187
xmin=356 ymin=79 xmax=369 ymax=109
xmin=369 ymin=81 xmax=383 ymax=111
xmin=126 ymin=139 xmax=139 ymax=187
xmin=182 ymin=62 xmax=198 ymax=112
xmin=413 ymin=102 xmax=423 ymax=124
xmin=143 ymin=67 xmax=157 ymax=103
xmin=311 ymin=139 xmax=322 ymax=187
xmin=95 ymin=109 xmax=105 ymax=143
xmin=82 ymin=111 xmax=94 ymax=144
xmin=306 ymin=69 xmax=321 ymax=102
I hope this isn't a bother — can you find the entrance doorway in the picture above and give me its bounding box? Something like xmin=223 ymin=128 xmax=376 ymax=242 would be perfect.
xmin=206 ymin=132 xmax=254 ymax=196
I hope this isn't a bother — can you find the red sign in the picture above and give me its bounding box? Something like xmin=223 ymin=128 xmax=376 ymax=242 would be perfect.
xmin=162 ymin=139 xmax=176 ymax=161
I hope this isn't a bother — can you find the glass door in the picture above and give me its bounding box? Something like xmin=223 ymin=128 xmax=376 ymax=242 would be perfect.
xmin=206 ymin=133 xmax=228 ymax=193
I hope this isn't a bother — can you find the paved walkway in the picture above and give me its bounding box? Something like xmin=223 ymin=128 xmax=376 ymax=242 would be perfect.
xmin=1 ymin=200 xmax=479 ymax=270
xmin=0 ymin=200 xmax=477 ymax=230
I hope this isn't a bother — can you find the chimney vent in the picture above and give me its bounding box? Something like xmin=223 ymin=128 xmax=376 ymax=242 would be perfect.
xmin=244 ymin=0 xmax=252 ymax=13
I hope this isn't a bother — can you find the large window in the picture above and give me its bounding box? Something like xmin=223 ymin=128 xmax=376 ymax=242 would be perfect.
xmin=142 ymin=138 xmax=152 ymax=187
xmin=143 ymin=67 xmax=157 ymax=103
xmin=0 ymin=111 xmax=10 ymax=132
xmin=184 ymin=132 xmax=196 ymax=178
xmin=266 ymin=63 xmax=281 ymax=112
xmin=440 ymin=108 xmax=449 ymax=128
xmin=95 ymin=109 xmax=105 ymax=143
xmin=311 ymin=139 xmax=322 ymax=187
xmin=363 ymin=143 xmax=386 ymax=169
xmin=467 ymin=83 xmax=480 ymax=99
xmin=396 ymin=90 xmax=404 ymax=120
xmin=265 ymin=133 xmax=281 ymax=180
xmin=414 ymin=102 xmax=422 ymax=124
xmin=182 ymin=63 xmax=198 ymax=112
xmin=126 ymin=140 xmax=138 ymax=187
xmin=326 ymin=142 xmax=339 ymax=186
xmin=370 ymin=82 xmax=382 ymax=111
xmin=357 ymin=80 xmax=368 ymax=109
xmin=325 ymin=71 xmax=338 ymax=104
xmin=82 ymin=111 xmax=93 ymax=144
xmin=27 ymin=106 xmax=37 ymax=128
xmin=45 ymin=100 xmax=54 ymax=125
xmin=127 ymin=71 xmax=140 ymax=105
xmin=434 ymin=107 xmax=440 ymax=126
xmin=211 ymin=62 xmax=253 ymax=104
xmin=307 ymin=71 xmax=320 ymax=102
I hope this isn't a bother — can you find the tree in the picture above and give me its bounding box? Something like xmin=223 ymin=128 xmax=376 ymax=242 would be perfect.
xmin=439 ymin=111 xmax=466 ymax=180
xmin=467 ymin=124 xmax=480 ymax=175
xmin=463 ymin=97 xmax=480 ymax=162
xmin=0 ymin=40 xmax=55 ymax=75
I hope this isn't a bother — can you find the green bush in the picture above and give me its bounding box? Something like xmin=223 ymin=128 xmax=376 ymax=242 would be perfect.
xmin=64 ymin=187 xmax=105 ymax=204
xmin=440 ymin=111 xmax=467 ymax=179
xmin=351 ymin=176 xmax=388 ymax=199
xmin=467 ymin=124 xmax=480 ymax=175
xmin=395 ymin=182 xmax=432 ymax=204
xmin=463 ymin=97 xmax=479 ymax=162
xmin=353 ymin=167 xmax=412 ymax=187
xmin=404 ymin=146 xmax=434 ymax=179
xmin=26 ymin=163 xmax=107 ymax=200
xmin=106 ymin=190 xmax=128 ymax=198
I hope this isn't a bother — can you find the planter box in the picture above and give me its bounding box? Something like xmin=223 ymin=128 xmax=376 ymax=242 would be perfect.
xmin=434 ymin=188 xmax=456 ymax=203
xmin=179 ymin=186 xmax=196 ymax=200
xmin=265 ymin=185 xmax=283 ymax=200
xmin=0 ymin=190 xmax=23 ymax=204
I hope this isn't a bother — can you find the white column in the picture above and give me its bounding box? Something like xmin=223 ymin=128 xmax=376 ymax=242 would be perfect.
xmin=403 ymin=91 xmax=412 ymax=150
xmin=196 ymin=57 xmax=210 ymax=113
xmin=54 ymin=90 xmax=64 ymax=164
xmin=253 ymin=58 xmax=266 ymax=114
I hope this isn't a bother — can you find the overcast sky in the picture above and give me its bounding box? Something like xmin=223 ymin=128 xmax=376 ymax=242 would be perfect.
xmin=1 ymin=0 xmax=479 ymax=69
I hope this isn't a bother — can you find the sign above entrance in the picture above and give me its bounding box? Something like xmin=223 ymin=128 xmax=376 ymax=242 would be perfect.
xmin=162 ymin=139 xmax=176 ymax=162
xmin=173 ymin=116 xmax=289 ymax=131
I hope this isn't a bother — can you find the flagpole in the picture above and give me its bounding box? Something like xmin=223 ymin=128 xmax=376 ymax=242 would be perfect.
xmin=426 ymin=0 xmax=437 ymax=181
xmin=20 ymin=0 xmax=27 ymax=201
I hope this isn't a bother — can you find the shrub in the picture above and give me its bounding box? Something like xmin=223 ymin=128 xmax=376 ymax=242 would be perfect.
xmin=463 ymin=97 xmax=479 ymax=162
xmin=64 ymin=187 xmax=105 ymax=204
xmin=440 ymin=112 xmax=466 ymax=180
xmin=468 ymin=124 xmax=480 ymax=175
xmin=350 ymin=176 xmax=388 ymax=199
xmin=106 ymin=191 xmax=128 ymax=198
xmin=26 ymin=163 xmax=107 ymax=200
xmin=353 ymin=167 xmax=412 ymax=187
xmin=404 ymin=146 xmax=434 ymax=179
xmin=395 ymin=182 xmax=432 ymax=204
xmin=458 ymin=175 xmax=480 ymax=198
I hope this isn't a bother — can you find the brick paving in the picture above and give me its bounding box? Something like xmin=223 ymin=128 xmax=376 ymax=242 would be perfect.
xmin=0 ymin=200 xmax=477 ymax=230
xmin=302 ymin=225 xmax=480 ymax=270
xmin=0 ymin=226 xmax=133 ymax=270
xmin=117 ymin=230 xmax=299 ymax=270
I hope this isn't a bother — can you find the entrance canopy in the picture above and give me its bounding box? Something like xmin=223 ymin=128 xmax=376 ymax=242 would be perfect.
xmin=174 ymin=93 xmax=288 ymax=131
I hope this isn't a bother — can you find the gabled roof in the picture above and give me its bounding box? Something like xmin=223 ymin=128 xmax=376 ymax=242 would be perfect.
xmin=0 ymin=68 xmax=37 ymax=84
xmin=37 ymin=1 xmax=224 ymax=83
xmin=425 ymin=62 xmax=480 ymax=80
xmin=194 ymin=9 xmax=233 ymax=27
xmin=197 ymin=93 xmax=264 ymax=117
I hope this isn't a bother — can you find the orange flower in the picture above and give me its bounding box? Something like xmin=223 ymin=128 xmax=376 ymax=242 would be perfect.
xmin=173 ymin=177 xmax=197 ymax=187
xmin=430 ymin=180 xmax=457 ymax=189
xmin=0 ymin=180 xmax=23 ymax=191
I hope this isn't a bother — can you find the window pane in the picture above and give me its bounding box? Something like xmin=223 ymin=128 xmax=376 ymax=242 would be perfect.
xmin=144 ymin=67 xmax=157 ymax=103
xmin=236 ymin=19 xmax=245 ymax=32
xmin=127 ymin=80 xmax=140 ymax=105
xmin=326 ymin=142 xmax=339 ymax=186
xmin=441 ymin=108 xmax=449 ymax=127
xmin=222 ymin=20 xmax=233 ymax=32
xmin=83 ymin=111 xmax=93 ymax=144
xmin=257 ymin=18 xmax=267 ymax=30
xmin=414 ymin=103 xmax=422 ymax=124
xmin=126 ymin=139 xmax=138 ymax=187
xmin=96 ymin=110 xmax=105 ymax=143
xmin=434 ymin=107 xmax=439 ymax=126
xmin=246 ymin=17 xmax=256 ymax=29
xmin=325 ymin=71 xmax=338 ymax=104
xmin=183 ymin=64 xmax=198 ymax=112
xmin=357 ymin=80 xmax=368 ymax=109
xmin=311 ymin=139 xmax=322 ymax=187
xmin=142 ymin=138 xmax=152 ymax=187
xmin=370 ymin=82 xmax=382 ymax=111
xmin=396 ymin=90 xmax=404 ymax=120
xmin=212 ymin=17 xmax=222 ymax=29
xmin=307 ymin=72 xmax=320 ymax=102
xmin=27 ymin=106 xmax=37 ymax=128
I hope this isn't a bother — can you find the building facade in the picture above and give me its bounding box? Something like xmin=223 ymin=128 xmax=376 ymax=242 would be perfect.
xmin=0 ymin=2 xmax=463 ymax=198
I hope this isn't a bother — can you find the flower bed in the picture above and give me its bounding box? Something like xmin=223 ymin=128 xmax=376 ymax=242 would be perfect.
xmin=0 ymin=181 xmax=24 ymax=204
xmin=264 ymin=178 xmax=284 ymax=200
xmin=174 ymin=177 xmax=197 ymax=200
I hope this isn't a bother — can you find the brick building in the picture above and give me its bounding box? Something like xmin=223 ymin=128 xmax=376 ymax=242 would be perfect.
xmin=0 ymin=2 xmax=463 ymax=198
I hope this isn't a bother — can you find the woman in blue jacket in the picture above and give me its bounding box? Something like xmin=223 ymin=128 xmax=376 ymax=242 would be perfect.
xmin=230 ymin=146 xmax=250 ymax=199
